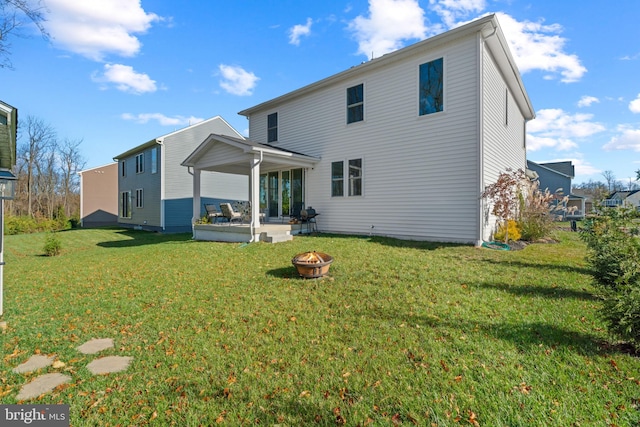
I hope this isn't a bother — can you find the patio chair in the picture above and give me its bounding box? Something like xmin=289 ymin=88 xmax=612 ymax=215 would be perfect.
xmin=220 ymin=203 xmax=243 ymax=224
xmin=204 ymin=204 xmax=223 ymax=223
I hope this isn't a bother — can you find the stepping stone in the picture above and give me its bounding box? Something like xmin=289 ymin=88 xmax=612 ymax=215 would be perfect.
xmin=16 ymin=373 xmax=71 ymax=400
xmin=86 ymin=356 xmax=132 ymax=374
xmin=77 ymin=338 xmax=114 ymax=354
xmin=13 ymin=354 xmax=55 ymax=374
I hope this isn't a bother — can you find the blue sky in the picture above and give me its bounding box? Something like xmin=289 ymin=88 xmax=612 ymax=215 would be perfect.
xmin=2 ymin=0 xmax=640 ymax=186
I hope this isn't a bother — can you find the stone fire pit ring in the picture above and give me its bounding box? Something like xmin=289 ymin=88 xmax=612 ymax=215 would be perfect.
xmin=291 ymin=251 xmax=333 ymax=278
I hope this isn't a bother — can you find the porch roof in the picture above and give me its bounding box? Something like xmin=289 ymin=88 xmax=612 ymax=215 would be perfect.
xmin=182 ymin=133 xmax=319 ymax=174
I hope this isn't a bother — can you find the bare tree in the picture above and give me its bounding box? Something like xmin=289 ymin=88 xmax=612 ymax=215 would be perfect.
xmin=19 ymin=115 xmax=56 ymax=217
xmin=59 ymin=138 xmax=85 ymax=218
xmin=602 ymin=170 xmax=616 ymax=194
xmin=0 ymin=0 xmax=49 ymax=68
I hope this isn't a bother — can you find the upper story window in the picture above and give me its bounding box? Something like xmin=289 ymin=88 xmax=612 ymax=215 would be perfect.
xmin=121 ymin=160 xmax=126 ymax=177
xmin=135 ymin=153 xmax=144 ymax=174
xmin=0 ymin=113 xmax=7 ymax=126
xmin=267 ymin=112 xmax=278 ymax=143
xmin=419 ymin=57 xmax=444 ymax=116
xmin=347 ymin=84 xmax=364 ymax=124
xmin=151 ymin=147 xmax=158 ymax=174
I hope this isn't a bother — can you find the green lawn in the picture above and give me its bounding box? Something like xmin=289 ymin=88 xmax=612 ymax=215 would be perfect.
xmin=1 ymin=228 xmax=639 ymax=426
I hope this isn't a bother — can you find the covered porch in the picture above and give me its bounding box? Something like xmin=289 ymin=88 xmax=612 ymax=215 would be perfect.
xmin=182 ymin=133 xmax=319 ymax=243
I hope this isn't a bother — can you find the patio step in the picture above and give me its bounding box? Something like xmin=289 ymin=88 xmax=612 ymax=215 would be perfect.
xmin=260 ymin=230 xmax=293 ymax=243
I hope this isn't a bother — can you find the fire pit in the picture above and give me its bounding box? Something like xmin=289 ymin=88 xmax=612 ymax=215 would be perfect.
xmin=291 ymin=251 xmax=333 ymax=278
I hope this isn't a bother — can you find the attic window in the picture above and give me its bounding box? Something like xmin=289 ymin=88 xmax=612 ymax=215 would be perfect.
xmin=0 ymin=114 xmax=7 ymax=126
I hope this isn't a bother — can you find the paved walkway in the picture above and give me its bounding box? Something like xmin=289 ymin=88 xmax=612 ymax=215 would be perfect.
xmin=10 ymin=338 xmax=133 ymax=400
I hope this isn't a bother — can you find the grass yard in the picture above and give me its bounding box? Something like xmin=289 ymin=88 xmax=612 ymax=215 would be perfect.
xmin=1 ymin=228 xmax=639 ymax=426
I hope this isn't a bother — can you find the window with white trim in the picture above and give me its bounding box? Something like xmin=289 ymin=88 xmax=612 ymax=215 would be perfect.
xmin=504 ymin=89 xmax=509 ymax=126
xmin=135 ymin=188 xmax=144 ymax=208
xmin=347 ymin=84 xmax=364 ymax=124
xmin=135 ymin=153 xmax=144 ymax=174
xmin=419 ymin=57 xmax=444 ymax=116
xmin=267 ymin=112 xmax=278 ymax=143
xmin=331 ymin=161 xmax=344 ymax=197
xmin=151 ymin=147 xmax=157 ymax=174
xmin=120 ymin=191 xmax=131 ymax=218
xmin=348 ymin=159 xmax=362 ymax=196
xmin=331 ymin=158 xmax=363 ymax=197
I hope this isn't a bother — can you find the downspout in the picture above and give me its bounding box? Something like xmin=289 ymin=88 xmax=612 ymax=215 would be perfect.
xmin=249 ymin=150 xmax=264 ymax=243
xmin=157 ymin=138 xmax=165 ymax=232
xmin=476 ymin=20 xmax=498 ymax=246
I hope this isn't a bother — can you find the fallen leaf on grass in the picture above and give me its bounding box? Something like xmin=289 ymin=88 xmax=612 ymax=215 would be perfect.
xmin=514 ymin=382 xmax=532 ymax=394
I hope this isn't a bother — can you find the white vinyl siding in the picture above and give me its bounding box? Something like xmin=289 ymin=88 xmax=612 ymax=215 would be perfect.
xmin=247 ymin=36 xmax=481 ymax=243
xmin=481 ymin=42 xmax=527 ymax=240
xmin=163 ymin=118 xmax=248 ymax=203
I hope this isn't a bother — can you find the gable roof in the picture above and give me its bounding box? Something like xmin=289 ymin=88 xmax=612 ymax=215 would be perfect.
xmin=239 ymin=14 xmax=534 ymax=121
xmin=527 ymin=160 xmax=574 ymax=179
xmin=113 ymin=115 xmax=242 ymax=160
xmin=182 ymin=133 xmax=318 ymax=175
xmin=609 ymin=190 xmax=640 ymax=200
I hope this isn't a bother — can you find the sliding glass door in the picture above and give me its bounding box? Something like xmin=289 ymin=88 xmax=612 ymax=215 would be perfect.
xmin=260 ymin=168 xmax=304 ymax=218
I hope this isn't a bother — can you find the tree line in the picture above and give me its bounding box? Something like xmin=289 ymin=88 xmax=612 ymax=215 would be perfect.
xmin=572 ymin=169 xmax=640 ymax=202
xmin=7 ymin=115 xmax=86 ymax=223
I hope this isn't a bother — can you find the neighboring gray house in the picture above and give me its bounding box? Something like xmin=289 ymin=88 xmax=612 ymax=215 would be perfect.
xmin=526 ymin=160 xmax=585 ymax=219
xmin=603 ymin=190 xmax=640 ymax=210
xmin=184 ymin=15 xmax=535 ymax=245
xmin=113 ymin=116 xmax=247 ymax=232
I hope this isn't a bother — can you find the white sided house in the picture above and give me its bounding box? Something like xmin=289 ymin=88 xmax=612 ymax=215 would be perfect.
xmin=184 ymin=15 xmax=534 ymax=244
xmin=114 ymin=116 xmax=248 ymax=232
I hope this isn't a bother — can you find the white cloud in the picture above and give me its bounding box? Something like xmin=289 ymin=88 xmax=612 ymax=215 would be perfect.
xmin=629 ymin=94 xmax=640 ymax=113
xmin=44 ymin=0 xmax=161 ymax=61
xmin=571 ymin=159 xmax=601 ymax=177
xmin=527 ymin=108 xmax=605 ymax=151
xmin=289 ymin=18 xmax=313 ymax=46
xmin=121 ymin=113 xmax=204 ymax=127
xmin=577 ymin=96 xmax=599 ymax=108
xmin=603 ymin=126 xmax=640 ymax=151
xmin=494 ymin=13 xmax=586 ymax=83
xmin=348 ymin=0 xmax=429 ymax=58
xmin=429 ymin=0 xmax=486 ymax=28
xmin=532 ymin=157 xmax=601 ymax=177
xmin=92 ymin=64 xmax=157 ymax=94
xmin=218 ymin=64 xmax=259 ymax=96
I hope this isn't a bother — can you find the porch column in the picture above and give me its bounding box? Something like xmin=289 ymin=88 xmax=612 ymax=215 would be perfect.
xmin=192 ymin=167 xmax=201 ymax=224
xmin=250 ymin=153 xmax=261 ymax=237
